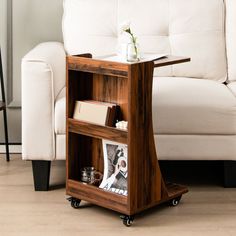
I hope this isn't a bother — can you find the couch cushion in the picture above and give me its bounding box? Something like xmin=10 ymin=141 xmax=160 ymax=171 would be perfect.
xmin=227 ymin=82 xmax=236 ymax=96
xmin=55 ymin=87 xmax=66 ymax=134
xmin=153 ymin=77 xmax=236 ymax=135
xmin=55 ymin=78 xmax=236 ymax=135
xmin=63 ymin=0 xmax=227 ymax=82
xmin=225 ymin=0 xmax=236 ymax=81
xmin=155 ymin=135 xmax=236 ymax=160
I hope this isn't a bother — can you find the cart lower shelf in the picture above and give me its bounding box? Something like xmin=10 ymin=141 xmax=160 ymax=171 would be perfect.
xmin=66 ymin=179 xmax=188 ymax=215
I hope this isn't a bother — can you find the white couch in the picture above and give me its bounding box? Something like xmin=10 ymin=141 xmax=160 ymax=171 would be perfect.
xmin=22 ymin=0 xmax=236 ymax=190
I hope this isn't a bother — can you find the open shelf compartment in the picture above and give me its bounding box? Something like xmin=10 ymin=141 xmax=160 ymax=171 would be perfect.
xmin=67 ymin=57 xmax=130 ymax=213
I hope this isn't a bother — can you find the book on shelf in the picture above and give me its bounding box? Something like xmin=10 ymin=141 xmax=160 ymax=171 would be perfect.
xmin=73 ymin=100 xmax=118 ymax=126
xmin=99 ymin=140 xmax=128 ymax=196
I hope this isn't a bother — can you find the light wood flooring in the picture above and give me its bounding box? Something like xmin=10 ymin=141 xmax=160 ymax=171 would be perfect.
xmin=0 ymin=155 xmax=236 ymax=236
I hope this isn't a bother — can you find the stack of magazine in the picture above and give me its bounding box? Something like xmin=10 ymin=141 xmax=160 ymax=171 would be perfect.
xmin=99 ymin=140 xmax=128 ymax=196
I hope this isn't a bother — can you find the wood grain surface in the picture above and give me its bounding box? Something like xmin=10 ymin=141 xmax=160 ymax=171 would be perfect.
xmin=66 ymin=54 xmax=189 ymax=216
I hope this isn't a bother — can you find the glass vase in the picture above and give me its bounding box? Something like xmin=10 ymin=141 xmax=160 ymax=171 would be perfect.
xmin=127 ymin=43 xmax=140 ymax=62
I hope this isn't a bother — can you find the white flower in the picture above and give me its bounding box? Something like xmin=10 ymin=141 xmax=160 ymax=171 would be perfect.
xmin=119 ymin=21 xmax=131 ymax=34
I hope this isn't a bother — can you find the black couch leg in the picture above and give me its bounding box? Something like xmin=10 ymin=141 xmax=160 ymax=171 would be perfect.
xmin=224 ymin=161 xmax=236 ymax=188
xmin=32 ymin=161 xmax=51 ymax=191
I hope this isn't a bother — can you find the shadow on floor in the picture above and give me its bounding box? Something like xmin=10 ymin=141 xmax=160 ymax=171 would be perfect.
xmin=159 ymin=160 xmax=224 ymax=186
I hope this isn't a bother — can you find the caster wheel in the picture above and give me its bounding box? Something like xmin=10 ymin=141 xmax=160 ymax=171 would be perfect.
xmin=120 ymin=215 xmax=134 ymax=227
xmin=169 ymin=195 xmax=182 ymax=206
xmin=67 ymin=197 xmax=81 ymax=209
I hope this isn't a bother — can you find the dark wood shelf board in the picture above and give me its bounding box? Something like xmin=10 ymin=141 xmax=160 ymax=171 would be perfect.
xmin=128 ymin=182 xmax=188 ymax=215
xmin=67 ymin=55 xmax=190 ymax=76
xmin=67 ymin=179 xmax=128 ymax=214
xmin=67 ymin=56 xmax=129 ymax=78
xmin=166 ymin=182 xmax=188 ymax=198
xmin=68 ymin=118 xmax=128 ymax=144
xmin=154 ymin=56 xmax=191 ymax=68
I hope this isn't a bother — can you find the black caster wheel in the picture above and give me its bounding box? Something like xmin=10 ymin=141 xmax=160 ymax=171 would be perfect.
xmin=120 ymin=215 xmax=134 ymax=227
xmin=67 ymin=197 xmax=81 ymax=209
xmin=169 ymin=195 xmax=182 ymax=206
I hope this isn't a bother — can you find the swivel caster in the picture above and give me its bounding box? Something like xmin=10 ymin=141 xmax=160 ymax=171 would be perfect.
xmin=169 ymin=195 xmax=182 ymax=206
xmin=67 ymin=197 xmax=81 ymax=209
xmin=120 ymin=215 xmax=134 ymax=227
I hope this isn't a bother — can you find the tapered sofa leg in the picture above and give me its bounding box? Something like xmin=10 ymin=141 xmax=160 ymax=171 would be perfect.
xmin=32 ymin=161 xmax=51 ymax=191
xmin=224 ymin=161 xmax=236 ymax=188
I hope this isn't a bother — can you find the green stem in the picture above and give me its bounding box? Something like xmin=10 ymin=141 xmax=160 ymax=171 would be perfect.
xmin=130 ymin=32 xmax=138 ymax=59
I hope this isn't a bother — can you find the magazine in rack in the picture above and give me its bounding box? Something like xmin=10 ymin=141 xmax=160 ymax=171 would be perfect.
xmin=99 ymin=140 xmax=128 ymax=196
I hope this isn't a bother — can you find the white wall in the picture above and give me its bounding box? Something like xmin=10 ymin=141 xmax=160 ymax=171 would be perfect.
xmin=0 ymin=0 xmax=7 ymax=80
xmin=12 ymin=0 xmax=64 ymax=105
xmin=0 ymin=0 xmax=63 ymax=143
xmin=0 ymin=0 xmax=9 ymax=143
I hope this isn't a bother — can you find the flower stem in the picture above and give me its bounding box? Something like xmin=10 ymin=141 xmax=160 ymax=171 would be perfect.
xmin=130 ymin=32 xmax=138 ymax=59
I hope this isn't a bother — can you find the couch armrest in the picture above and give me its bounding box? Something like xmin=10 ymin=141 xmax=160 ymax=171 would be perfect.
xmin=22 ymin=42 xmax=66 ymax=161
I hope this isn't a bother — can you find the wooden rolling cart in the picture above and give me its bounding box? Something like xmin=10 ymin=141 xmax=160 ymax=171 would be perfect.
xmin=66 ymin=54 xmax=190 ymax=226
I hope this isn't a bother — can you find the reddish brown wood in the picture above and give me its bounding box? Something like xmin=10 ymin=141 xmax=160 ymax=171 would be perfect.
xmin=68 ymin=118 xmax=128 ymax=144
xmin=91 ymin=138 xmax=104 ymax=174
xmin=67 ymin=179 xmax=128 ymax=214
xmin=127 ymin=61 xmax=163 ymax=215
xmin=73 ymin=53 xmax=92 ymax=58
xmin=66 ymin=54 xmax=189 ymax=217
xmin=92 ymin=74 xmax=128 ymax=121
xmin=67 ymin=56 xmax=129 ymax=78
xmin=66 ymin=55 xmax=94 ymax=183
xmin=154 ymin=55 xmax=190 ymax=68
xmin=165 ymin=182 xmax=189 ymax=198
xmin=127 ymin=184 xmax=188 ymax=215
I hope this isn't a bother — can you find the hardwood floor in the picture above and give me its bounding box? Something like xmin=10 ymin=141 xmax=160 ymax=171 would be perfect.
xmin=0 ymin=155 xmax=236 ymax=236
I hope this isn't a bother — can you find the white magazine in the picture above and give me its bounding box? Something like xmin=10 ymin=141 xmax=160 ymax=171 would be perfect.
xmin=99 ymin=140 xmax=128 ymax=196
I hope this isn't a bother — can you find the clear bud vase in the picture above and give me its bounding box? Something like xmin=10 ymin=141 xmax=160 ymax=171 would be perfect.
xmin=127 ymin=43 xmax=140 ymax=62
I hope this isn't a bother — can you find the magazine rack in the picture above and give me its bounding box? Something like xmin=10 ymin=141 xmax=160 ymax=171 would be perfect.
xmin=66 ymin=54 xmax=190 ymax=226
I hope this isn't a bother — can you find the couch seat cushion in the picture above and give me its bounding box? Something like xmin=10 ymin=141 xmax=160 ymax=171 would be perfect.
xmin=153 ymin=77 xmax=236 ymax=135
xmin=55 ymin=78 xmax=236 ymax=135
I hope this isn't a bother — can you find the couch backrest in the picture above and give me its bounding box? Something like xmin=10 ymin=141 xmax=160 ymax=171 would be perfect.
xmin=63 ymin=0 xmax=227 ymax=82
